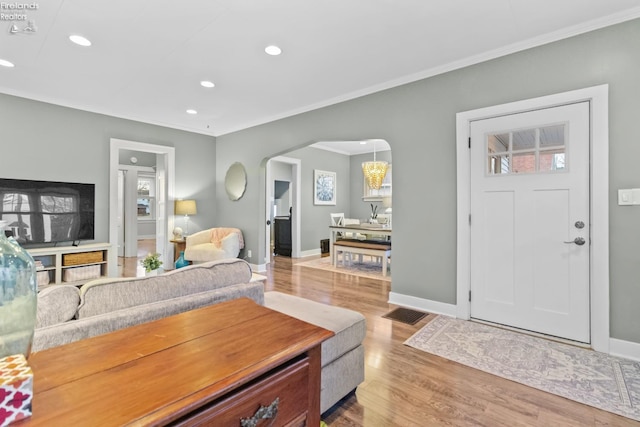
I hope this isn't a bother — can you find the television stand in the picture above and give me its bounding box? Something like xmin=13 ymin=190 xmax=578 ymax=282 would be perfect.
xmin=28 ymin=243 xmax=112 ymax=289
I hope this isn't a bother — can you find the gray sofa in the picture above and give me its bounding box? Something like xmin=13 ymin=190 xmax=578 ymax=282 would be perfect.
xmin=33 ymin=258 xmax=365 ymax=414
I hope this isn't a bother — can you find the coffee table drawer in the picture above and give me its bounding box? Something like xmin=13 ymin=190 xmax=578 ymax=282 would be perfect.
xmin=175 ymin=357 xmax=310 ymax=426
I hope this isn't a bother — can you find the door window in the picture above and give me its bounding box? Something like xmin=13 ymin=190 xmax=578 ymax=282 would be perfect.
xmin=487 ymin=124 xmax=566 ymax=175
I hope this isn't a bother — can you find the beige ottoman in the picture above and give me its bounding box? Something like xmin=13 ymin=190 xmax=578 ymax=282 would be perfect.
xmin=264 ymin=291 xmax=366 ymax=414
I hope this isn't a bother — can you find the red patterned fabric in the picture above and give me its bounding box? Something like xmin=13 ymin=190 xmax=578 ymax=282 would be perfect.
xmin=0 ymin=354 xmax=32 ymax=426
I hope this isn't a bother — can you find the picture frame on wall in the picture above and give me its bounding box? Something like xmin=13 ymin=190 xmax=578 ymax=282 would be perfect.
xmin=314 ymin=169 xmax=337 ymax=205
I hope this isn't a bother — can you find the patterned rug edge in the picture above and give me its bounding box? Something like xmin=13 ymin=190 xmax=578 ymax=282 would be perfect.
xmin=404 ymin=316 xmax=640 ymax=422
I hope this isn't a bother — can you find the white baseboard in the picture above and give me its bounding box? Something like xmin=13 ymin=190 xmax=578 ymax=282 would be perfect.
xmin=388 ymin=292 xmax=457 ymax=317
xmin=387 ymin=291 xmax=640 ymax=360
xmin=609 ymin=338 xmax=640 ymax=362
xmin=250 ymin=262 xmax=267 ymax=273
xmin=300 ymin=248 xmax=321 ymax=258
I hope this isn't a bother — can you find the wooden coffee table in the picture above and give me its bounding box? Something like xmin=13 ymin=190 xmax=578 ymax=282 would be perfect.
xmin=18 ymin=298 xmax=333 ymax=426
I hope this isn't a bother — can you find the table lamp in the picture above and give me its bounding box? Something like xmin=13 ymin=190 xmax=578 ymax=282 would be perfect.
xmin=175 ymin=199 xmax=197 ymax=236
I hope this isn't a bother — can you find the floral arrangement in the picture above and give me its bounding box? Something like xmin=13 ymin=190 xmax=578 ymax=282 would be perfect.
xmin=141 ymin=252 xmax=163 ymax=272
xmin=370 ymin=203 xmax=379 ymax=219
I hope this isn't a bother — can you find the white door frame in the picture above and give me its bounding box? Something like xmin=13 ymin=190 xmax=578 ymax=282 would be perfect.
xmin=455 ymin=85 xmax=609 ymax=353
xmin=109 ymin=139 xmax=176 ymax=275
xmin=265 ymin=156 xmax=301 ymax=262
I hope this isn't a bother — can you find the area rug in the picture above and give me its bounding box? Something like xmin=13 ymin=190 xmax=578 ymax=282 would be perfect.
xmin=405 ymin=316 xmax=640 ymax=421
xmin=296 ymin=256 xmax=391 ymax=282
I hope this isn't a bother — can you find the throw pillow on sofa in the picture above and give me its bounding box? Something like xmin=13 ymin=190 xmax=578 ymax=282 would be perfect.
xmin=36 ymin=285 xmax=81 ymax=328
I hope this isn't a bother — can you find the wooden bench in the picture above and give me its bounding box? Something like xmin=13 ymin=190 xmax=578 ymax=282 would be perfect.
xmin=333 ymin=239 xmax=391 ymax=276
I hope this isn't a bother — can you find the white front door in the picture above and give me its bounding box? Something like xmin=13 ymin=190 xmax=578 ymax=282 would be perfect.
xmin=469 ymin=102 xmax=590 ymax=343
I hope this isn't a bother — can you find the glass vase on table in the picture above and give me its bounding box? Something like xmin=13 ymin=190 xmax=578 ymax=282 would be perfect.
xmin=0 ymin=220 xmax=37 ymax=359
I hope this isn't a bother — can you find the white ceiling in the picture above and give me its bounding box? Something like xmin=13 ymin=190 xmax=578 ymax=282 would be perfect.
xmin=1 ymin=0 xmax=639 ymax=142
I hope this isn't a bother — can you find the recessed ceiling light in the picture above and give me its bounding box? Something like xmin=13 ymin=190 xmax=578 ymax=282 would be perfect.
xmin=360 ymin=141 xmax=367 ymax=145
xmin=0 ymin=59 xmax=15 ymax=68
xmin=186 ymin=109 xmax=198 ymax=115
xmin=265 ymin=45 xmax=282 ymax=56
xmin=200 ymin=80 xmax=215 ymax=88
xmin=69 ymin=34 xmax=92 ymax=47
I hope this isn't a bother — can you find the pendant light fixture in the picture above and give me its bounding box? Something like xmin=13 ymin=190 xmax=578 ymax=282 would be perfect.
xmin=362 ymin=140 xmax=388 ymax=190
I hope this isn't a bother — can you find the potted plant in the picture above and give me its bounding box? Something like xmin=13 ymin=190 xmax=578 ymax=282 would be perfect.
xmin=141 ymin=252 xmax=163 ymax=276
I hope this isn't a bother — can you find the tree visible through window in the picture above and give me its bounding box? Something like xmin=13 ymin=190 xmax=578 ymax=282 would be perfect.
xmin=137 ymin=174 xmax=156 ymax=219
xmin=1 ymin=189 xmax=80 ymax=243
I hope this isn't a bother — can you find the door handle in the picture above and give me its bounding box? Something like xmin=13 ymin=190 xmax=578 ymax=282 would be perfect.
xmin=266 ymin=220 xmax=271 ymax=226
xmin=564 ymin=237 xmax=586 ymax=246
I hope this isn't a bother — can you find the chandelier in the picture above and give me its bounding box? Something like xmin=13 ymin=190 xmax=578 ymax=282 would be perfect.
xmin=362 ymin=141 xmax=388 ymax=190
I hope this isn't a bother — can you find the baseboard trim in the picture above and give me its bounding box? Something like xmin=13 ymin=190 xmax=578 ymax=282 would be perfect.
xmin=609 ymin=338 xmax=640 ymax=362
xmin=389 ymin=294 xmax=640 ymax=360
xmin=388 ymin=292 xmax=457 ymax=317
xmin=301 ymin=248 xmax=321 ymax=258
xmin=250 ymin=262 xmax=267 ymax=273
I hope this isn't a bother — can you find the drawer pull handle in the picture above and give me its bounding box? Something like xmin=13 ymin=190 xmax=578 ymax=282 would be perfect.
xmin=240 ymin=397 xmax=279 ymax=427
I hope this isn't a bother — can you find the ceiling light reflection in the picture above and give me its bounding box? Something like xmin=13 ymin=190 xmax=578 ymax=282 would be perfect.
xmin=265 ymin=45 xmax=282 ymax=56
xmin=69 ymin=34 xmax=91 ymax=47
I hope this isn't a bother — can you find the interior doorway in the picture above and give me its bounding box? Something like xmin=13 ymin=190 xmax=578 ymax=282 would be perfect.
xmin=272 ymin=180 xmax=292 ymax=256
xmin=109 ymin=139 xmax=175 ymax=276
xmin=265 ymin=156 xmax=301 ymax=264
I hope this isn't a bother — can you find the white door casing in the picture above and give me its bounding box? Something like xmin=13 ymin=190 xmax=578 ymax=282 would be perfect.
xmin=469 ymin=102 xmax=590 ymax=343
xmin=117 ymin=170 xmax=125 ymax=257
xmin=109 ymin=139 xmax=175 ymax=275
xmin=456 ymin=85 xmax=609 ymax=353
xmin=265 ymin=156 xmax=301 ymax=265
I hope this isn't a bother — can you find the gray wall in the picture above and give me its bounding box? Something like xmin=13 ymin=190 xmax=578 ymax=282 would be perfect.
xmin=216 ymin=19 xmax=640 ymax=344
xmin=276 ymin=146 xmax=351 ymax=252
xmin=0 ymin=93 xmax=216 ymax=245
xmin=119 ymin=150 xmax=157 ymax=167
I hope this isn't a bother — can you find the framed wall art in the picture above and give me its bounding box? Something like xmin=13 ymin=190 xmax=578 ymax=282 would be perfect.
xmin=314 ymin=169 xmax=336 ymax=205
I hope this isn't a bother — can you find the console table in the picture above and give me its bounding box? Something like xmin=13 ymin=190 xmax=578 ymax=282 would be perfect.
xmin=170 ymin=238 xmax=187 ymax=262
xmin=19 ymin=298 xmax=333 ymax=426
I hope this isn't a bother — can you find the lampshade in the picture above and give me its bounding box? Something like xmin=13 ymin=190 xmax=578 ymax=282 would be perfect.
xmin=175 ymin=199 xmax=197 ymax=216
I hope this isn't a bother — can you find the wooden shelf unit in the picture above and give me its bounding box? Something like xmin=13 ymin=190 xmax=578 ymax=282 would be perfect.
xmin=28 ymin=243 xmax=112 ymax=287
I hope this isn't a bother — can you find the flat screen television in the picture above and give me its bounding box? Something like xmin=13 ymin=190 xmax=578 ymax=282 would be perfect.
xmin=0 ymin=178 xmax=95 ymax=247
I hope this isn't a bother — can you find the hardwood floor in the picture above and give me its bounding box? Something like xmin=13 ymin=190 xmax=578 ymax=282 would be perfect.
xmin=266 ymin=255 xmax=639 ymax=427
xmin=120 ymin=246 xmax=639 ymax=426
xmin=117 ymin=239 xmax=156 ymax=277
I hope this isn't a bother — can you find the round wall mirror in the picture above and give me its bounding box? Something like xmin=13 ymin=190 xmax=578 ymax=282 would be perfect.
xmin=225 ymin=162 xmax=247 ymax=201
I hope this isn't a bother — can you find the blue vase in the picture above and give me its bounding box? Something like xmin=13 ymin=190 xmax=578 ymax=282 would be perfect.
xmin=0 ymin=221 xmax=37 ymax=358
xmin=175 ymin=251 xmax=189 ymax=269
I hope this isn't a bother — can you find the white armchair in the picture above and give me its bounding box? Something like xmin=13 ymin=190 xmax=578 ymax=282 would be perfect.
xmin=184 ymin=228 xmax=244 ymax=263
